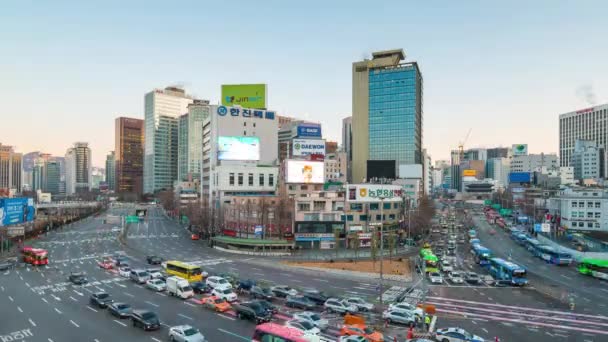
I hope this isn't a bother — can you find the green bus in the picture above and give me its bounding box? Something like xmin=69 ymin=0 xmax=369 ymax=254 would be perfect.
xmin=578 ymin=258 xmax=608 ymax=280
xmin=423 ymin=253 xmax=439 ymax=273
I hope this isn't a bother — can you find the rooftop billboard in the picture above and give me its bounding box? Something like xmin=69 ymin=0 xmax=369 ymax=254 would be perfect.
xmin=286 ymin=160 xmax=324 ymax=184
xmin=292 ymin=139 xmax=325 ymax=157
xmin=221 ymin=84 xmax=267 ymax=109
xmin=217 ymin=136 xmax=260 ymax=161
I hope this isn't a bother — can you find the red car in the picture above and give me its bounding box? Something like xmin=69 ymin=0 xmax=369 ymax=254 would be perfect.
xmin=191 ymin=234 xmax=200 ymax=240
xmin=98 ymin=259 xmax=114 ymax=270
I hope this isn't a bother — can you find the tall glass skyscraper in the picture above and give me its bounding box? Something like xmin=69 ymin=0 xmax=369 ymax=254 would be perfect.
xmin=352 ymin=49 xmax=423 ymax=182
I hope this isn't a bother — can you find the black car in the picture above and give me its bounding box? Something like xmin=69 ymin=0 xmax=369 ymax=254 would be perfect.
xmin=114 ymin=257 xmax=129 ymax=267
xmin=108 ymin=302 xmax=132 ymax=318
xmin=257 ymin=300 xmax=278 ymax=315
xmin=250 ymin=286 xmax=274 ymax=300
xmin=237 ymin=279 xmax=256 ymax=293
xmin=233 ymin=301 xmax=272 ymax=324
xmin=302 ymin=289 xmax=329 ymax=306
xmin=131 ymin=310 xmax=160 ymax=331
xmin=191 ymin=281 xmax=211 ymax=294
xmin=69 ymin=272 xmax=88 ymax=285
xmin=146 ymin=256 xmax=162 ymax=265
xmin=89 ymin=292 xmax=113 ymax=308
xmin=285 ymin=295 xmax=316 ymax=310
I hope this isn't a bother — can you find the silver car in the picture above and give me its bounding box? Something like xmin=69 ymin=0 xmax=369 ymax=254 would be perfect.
xmin=293 ymin=311 xmax=329 ymax=331
xmin=146 ymin=278 xmax=166 ymax=292
xmin=324 ymin=298 xmax=357 ymax=314
xmin=168 ymin=325 xmax=206 ymax=342
xmin=342 ymin=297 xmax=374 ymax=312
xmin=382 ymin=309 xmax=417 ymax=325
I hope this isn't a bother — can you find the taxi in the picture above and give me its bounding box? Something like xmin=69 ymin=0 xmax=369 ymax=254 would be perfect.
xmin=98 ymin=259 xmax=114 ymax=270
xmin=202 ymin=295 xmax=232 ymax=312
xmin=339 ymin=324 xmax=384 ymax=342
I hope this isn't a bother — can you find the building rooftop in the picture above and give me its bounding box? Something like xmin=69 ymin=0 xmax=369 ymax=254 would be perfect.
xmin=372 ymin=49 xmax=405 ymax=61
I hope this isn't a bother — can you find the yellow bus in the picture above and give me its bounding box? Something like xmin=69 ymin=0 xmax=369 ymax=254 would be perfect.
xmin=165 ymin=261 xmax=203 ymax=282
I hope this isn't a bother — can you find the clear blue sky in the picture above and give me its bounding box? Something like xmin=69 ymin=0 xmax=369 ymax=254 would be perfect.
xmin=2 ymin=0 xmax=607 ymax=167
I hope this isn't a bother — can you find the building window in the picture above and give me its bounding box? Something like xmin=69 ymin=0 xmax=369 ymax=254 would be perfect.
xmin=383 ymin=203 xmax=391 ymax=210
xmin=243 ymin=131 xmax=246 ymax=135
xmin=243 ymin=122 xmax=246 ymax=126
xmin=298 ymin=203 xmax=310 ymax=211
xmin=376 ymin=215 xmax=382 ymax=221
xmin=579 ymin=222 xmax=585 ymax=227
xmin=259 ymin=174 xmax=264 ymax=186
xmin=572 ymin=202 xmax=577 ymax=208
xmin=350 ymin=203 xmax=363 ymax=211
xmin=301 ymin=185 xmax=308 ymax=190
xmin=238 ymin=173 xmax=243 ymax=186
xmin=588 ymin=222 xmax=594 ymax=228
xmin=393 ymin=203 xmax=399 ymax=209
xmin=572 ymin=212 xmax=577 ymax=218
xmin=579 ymin=202 xmax=585 ymax=207
xmin=229 ymin=173 xmax=234 ymax=186
xmin=359 ymin=215 xmax=368 ymax=221
xmin=370 ymin=203 xmax=379 ymax=210
xmin=248 ymin=173 xmax=254 ymax=186
xmin=596 ymin=202 xmax=601 ymax=208
xmin=587 ymin=212 xmax=593 ymax=218
xmin=389 ymin=214 xmax=396 ymax=220
xmin=347 ymin=215 xmax=354 ymax=221
xmin=595 ymin=212 xmax=601 ymax=218
xmin=596 ymin=223 xmax=601 ymax=228
xmin=269 ymin=174 xmax=274 ymax=186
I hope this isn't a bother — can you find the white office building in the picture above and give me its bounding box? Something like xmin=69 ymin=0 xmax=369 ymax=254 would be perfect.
xmin=65 ymin=142 xmax=92 ymax=195
xmin=552 ymin=187 xmax=608 ymax=232
xmin=571 ymin=139 xmax=604 ymax=181
xmin=560 ymin=166 xmax=575 ymax=185
xmin=178 ymin=100 xmax=210 ymax=181
xmin=144 ymin=86 xmax=195 ymax=193
xmin=510 ymin=153 xmax=559 ymax=173
xmin=491 ymin=157 xmax=510 ymax=189
xmin=559 ymin=103 xmax=608 ymax=168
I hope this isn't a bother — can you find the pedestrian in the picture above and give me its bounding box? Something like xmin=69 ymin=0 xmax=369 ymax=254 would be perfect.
xmin=424 ymin=315 xmax=431 ymax=331
xmin=407 ymin=326 xmax=414 ymax=339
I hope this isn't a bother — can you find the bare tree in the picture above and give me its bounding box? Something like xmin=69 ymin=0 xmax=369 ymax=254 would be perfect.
xmin=349 ymin=233 xmax=360 ymax=262
xmin=388 ymin=231 xmax=397 ymax=262
xmin=333 ymin=229 xmax=341 ymax=259
xmin=158 ymin=189 xmax=176 ymax=213
xmin=370 ymin=230 xmax=378 ymax=266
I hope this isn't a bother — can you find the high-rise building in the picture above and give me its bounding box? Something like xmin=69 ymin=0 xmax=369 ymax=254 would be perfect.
xmin=0 ymin=143 xmax=22 ymax=194
xmin=341 ymin=116 xmax=352 ymax=182
xmin=45 ymin=160 xmax=61 ymax=195
xmin=423 ymin=149 xmax=432 ymax=195
xmin=487 ymin=147 xmax=510 ymax=159
xmin=177 ymin=100 xmax=210 ymax=182
xmin=65 ymin=142 xmax=92 ymax=195
xmin=488 ymin=157 xmax=510 ymax=188
xmin=115 ymin=117 xmax=144 ymax=197
xmin=32 ymin=158 xmax=44 ymax=192
xmin=91 ymin=167 xmax=105 ymax=189
xmin=105 ymin=151 xmax=115 ymax=191
xmin=144 ymin=87 xmax=195 ymax=193
xmin=352 ymin=49 xmax=423 ymax=182
xmin=559 ymin=104 xmax=608 ymax=167
xmin=571 ymin=139 xmax=604 ymax=181
xmin=510 ymin=153 xmax=559 ymax=173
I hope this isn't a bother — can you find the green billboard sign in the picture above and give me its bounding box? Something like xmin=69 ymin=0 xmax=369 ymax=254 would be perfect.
xmin=221 ymin=84 xmax=267 ymax=109
xmin=126 ymin=216 xmax=139 ymax=223
xmin=484 ymin=200 xmax=492 ymax=205
xmin=499 ymin=208 xmax=513 ymax=216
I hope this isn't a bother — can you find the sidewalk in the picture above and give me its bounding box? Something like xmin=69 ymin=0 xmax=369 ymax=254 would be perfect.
xmin=280 ymin=246 xmax=416 ymax=262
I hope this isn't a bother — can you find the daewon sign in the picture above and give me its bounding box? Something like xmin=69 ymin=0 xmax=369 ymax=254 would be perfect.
xmin=347 ymin=184 xmax=403 ymax=202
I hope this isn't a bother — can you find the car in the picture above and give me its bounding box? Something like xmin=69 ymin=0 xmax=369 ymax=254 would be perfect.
xmin=434 ymin=327 xmax=485 ymax=342
xmin=146 ymin=278 xmax=167 ymax=292
xmin=69 ymin=272 xmax=88 ymax=285
xmin=108 ymin=302 xmax=132 ymax=318
xmin=293 ymin=311 xmax=329 ymax=331
xmin=236 ymin=279 xmax=256 ymax=293
xmin=257 ymin=300 xmax=278 ymax=315
xmin=118 ymin=266 xmax=131 ymax=278
xmin=339 ymin=324 xmax=384 ymax=342
xmin=428 ymin=272 xmax=444 ymax=284
xmin=149 ymin=271 xmax=164 ymax=279
xmin=146 ymin=255 xmax=163 ymax=265
xmin=113 ymin=256 xmax=129 ymax=267
xmin=130 ymin=269 xmax=151 ymax=284
xmin=448 ymin=271 xmax=464 ymax=284
xmin=202 ymin=296 xmax=232 ymax=312
xmin=270 ymin=285 xmax=298 ymax=298
xmin=191 ymin=234 xmax=200 ymax=241
xmin=388 ymin=302 xmax=424 ymax=318
xmin=98 ymin=259 xmax=114 ymax=270
xmin=339 ymin=336 xmax=368 ymax=342
xmin=440 ymin=260 xmax=454 ymax=273
xmin=302 ymin=288 xmax=330 ymax=305
xmin=382 ymin=309 xmax=416 ymax=325
xmin=206 ymin=276 xmax=232 ymax=290
xmin=324 ymin=298 xmax=358 ymax=314
xmin=286 ymin=295 xmax=317 ymax=310
xmin=465 ymin=272 xmax=481 ymax=284
xmin=169 ymin=324 xmax=206 ymax=342
xmin=233 ymin=301 xmax=272 ymax=324
xmin=286 ymin=319 xmax=321 ymax=335
xmin=131 ymin=310 xmax=160 ymax=331
xmin=250 ymin=286 xmax=274 ymax=300
xmin=191 ymin=281 xmax=211 ymax=294
xmin=89 ymin=292 xmax=113 ymax=308
xmin=211 ymin=288 xmax=238 ymax=302
xmin=342 ymin=297 xmax=374 ymax=312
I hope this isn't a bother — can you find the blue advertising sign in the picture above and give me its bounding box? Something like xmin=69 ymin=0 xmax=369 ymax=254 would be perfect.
xmin=254 ymin=225 xmax=263 ymax=236
xmin=297 ymin=124 xmax=322 ymax=138
xmin=0 ymin=197 xmax=35 ymax=227
xmin=517 ymin=216 xmax=529 ymax=223
xmin=534 ymin=223 xmax=542 ymax=232
xmin=509 ymin=172 xmax=531 ymax=183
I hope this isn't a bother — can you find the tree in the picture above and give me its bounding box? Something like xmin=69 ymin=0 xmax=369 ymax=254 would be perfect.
xmin=157 ymin=189 xmax=176 ymax=213
xmin=334 ymin=229 xmax=341 ymax=259
xmin=351 ymin=233 xmax=360 ymax=262
xmin=370 ymin=230 xmax=378 ymax=266
xmin=387 ymin=231 xmax=397 ymax=262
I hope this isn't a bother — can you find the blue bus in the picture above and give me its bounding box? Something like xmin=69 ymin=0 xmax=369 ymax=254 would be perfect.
xmin=468 ymin=229 xmax=477 ymax=240
xmin=469 ymin=238 xmax=480 ymax=246
xmin=524 ymin=237 xmax=541 ymax=253
xmin=514 ymin=233 xmax=529 ymax=246
xmin=534 ymin=245 xmax=573 ymax=265
xmin=509 ymin=228 xmax=522 ymax=240
xmin=489 ymin=258 xmax=528 ymax=286
xmin=471 ymin=244 xmax=492 ymax=266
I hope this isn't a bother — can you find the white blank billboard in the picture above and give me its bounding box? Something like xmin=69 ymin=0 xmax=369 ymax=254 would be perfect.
xmin=286 ymin=160 xmax=324 ymax=184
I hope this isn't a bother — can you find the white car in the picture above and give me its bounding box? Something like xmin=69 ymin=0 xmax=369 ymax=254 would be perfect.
xmin=342 ymin=297 xmax=374 ymax=312
xmin=211 ymin=288 xmax=237 ymax=302
xmin=168 ymin=324 xmax=206 ymax=342
xmin=293 ymin=311 xmax=329 ymax=331
xmin=285 ymin=319 xmax=320 ymax=335
xmin=448 ymin=271 xmax=464 ymax=284
xmin=324 ymin=298 xmax=358 ymax=314
xmin=440 ymin=260 xmax=454 ymax=273
xmin=206 ymin=276 xmax=232 ymax=290
xmin=149 ymin=271 xmax=163 ymax=279
xmin=146 ymin=278 xmax=166 ymax=292
xmin=429 ymin=272 xmax=444 ymax=284
xmin=118 ymin=267 xmax=131 ymax=278
xmin=339 ymin=336 xmax=367 ymax=342
xmin=435 ymin=327 xmax=485 ymax=342
xmin=388 ymin=302 xmax=424 ymax=318
xmin=382 ymin=309 xmax=417 ymax=325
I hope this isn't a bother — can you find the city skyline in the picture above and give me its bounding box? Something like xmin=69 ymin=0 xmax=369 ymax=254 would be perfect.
xmin=2 ymin=1 xmax=608 ymax=166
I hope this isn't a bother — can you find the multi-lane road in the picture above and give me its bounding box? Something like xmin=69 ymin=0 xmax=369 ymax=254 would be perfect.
xmin=1 ymin=204 xmax=607 ymax=342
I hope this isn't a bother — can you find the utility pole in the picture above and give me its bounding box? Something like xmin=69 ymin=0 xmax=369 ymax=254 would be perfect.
xmin=379 ymin=196 xmax=386 ymax=307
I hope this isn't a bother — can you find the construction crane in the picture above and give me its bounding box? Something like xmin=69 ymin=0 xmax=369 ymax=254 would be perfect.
xmin=458 ymin=128 xmax=472 ymax=162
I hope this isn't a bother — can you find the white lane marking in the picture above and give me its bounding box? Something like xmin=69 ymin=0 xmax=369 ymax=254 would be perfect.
xmin=144 ymin=301 xmax=159 ymax=307
xmin=218 ymin=314 xmax=236 ymax=320
xmin=178 ymin=313 xmax=193 ymax=320
xmin=87 ymin=306 xmax=98 ymax=312
xmin=17 ymin=306 xmax=23 ymax=313
xmin=156 ymin=292 xmax=167 ymax=297
xmin=54 ymin=308 xmax=62 ymax=314
xmin=113 ymin=319 xmax=127 ymax=327
xmin=0 ymin=286 xmax=3 ymax=291
xmin=94 ymin=339 xmax=100 ymax=342
xmin=124 ymin=292 xmax=134 ymax=297
xmin=69 ymin=296 xmax=77 ymax=302
xmin=184 ymin=302 xmax=196 ymax=307
xmin=70 ymin=320 xmax=80 ymax=327
xmin=8 ymin=295 xmax=14 ymax=302
xmin=73 ymin=290 xmax=84 ymax=296
xmin=115 ymin=283 xmax=126 ymax=288
xmin=48 ymin=339 xmax=54 ymax=342
xmin=51 ymin=294 xmax=61 ymax=301
xmin=29 ymin=318 xmax=37 ymax=326
xmin=26 ymin=282 xmax=30 ymax=287
xmin=151 ymin=338 xmax=162 ymax=342
xmin=560 ymin=274 xmax=573 ymax=280
xmin=482 ymin=328 xmax=488 ymax=333
xmin=313 ymin=278 xmax=329 ymax=282
xmin=42 ymin=298 xmax=48 ymax=303
xmin=41 ymin=272 xmax=45 ymax=278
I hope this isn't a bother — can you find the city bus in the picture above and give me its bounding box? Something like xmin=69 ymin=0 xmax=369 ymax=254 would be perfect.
xmin=423 ymin=252 xmax=439 ymax=273
xmin=21 ymin=247 xmax=49 ymax=266
xmin=524 ymin=237 xmax=541 ymax=253
xmin=533 ymin=245 xmax=573 ymax=265
xmin=488 ymin=258 xmax=528 ymax=286
xmin=578 ymin=258 xmax=608 ymax=280
xmin=467 ymin=229 xmax=477 ymax=240
xmin=514 ymin=233 xmax=530 ymax=246
xmin=471 ymin=244 xmax=492 ymax=266
xmin=164 ymin=261 xmax=203 ymax=282
xmin=253 ymin=323 xmax=330 ymax=342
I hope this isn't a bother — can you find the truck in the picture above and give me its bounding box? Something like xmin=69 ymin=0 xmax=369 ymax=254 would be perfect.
xmin=166 ymin=276 xmax=194 ymax=299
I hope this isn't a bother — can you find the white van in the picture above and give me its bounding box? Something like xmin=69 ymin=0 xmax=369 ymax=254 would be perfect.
xmin=166 ymin=276 xmax=194 ymax=299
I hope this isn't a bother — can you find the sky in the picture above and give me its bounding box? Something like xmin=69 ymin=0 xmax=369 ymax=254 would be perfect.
xmin=2 ymin=0 xmax=608 ymax=167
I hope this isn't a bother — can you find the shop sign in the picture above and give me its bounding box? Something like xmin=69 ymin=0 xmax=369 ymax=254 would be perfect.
xmin=217 ymin=105 xmax=275 ymax=120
